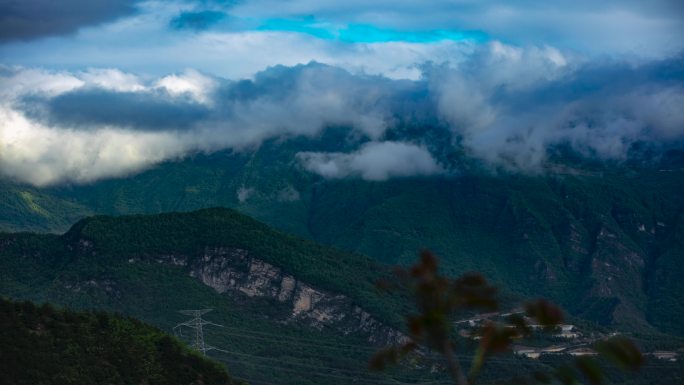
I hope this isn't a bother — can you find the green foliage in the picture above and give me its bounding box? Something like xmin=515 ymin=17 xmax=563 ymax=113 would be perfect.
xmin=0 ymin=297 xmax=236 ymax=385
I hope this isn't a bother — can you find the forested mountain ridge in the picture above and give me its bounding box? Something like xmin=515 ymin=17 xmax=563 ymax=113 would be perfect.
xmin=0 ymin=297 xmax=237 ymax=385
xmin=2 ymin=140 xmax=684 ymax=337
xmin=0 ymin=208 xmax=419 ymax=385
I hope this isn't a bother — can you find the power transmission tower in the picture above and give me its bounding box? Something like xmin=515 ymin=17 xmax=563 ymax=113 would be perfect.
xmin=174 ymin=309 xmax=224 ymax=355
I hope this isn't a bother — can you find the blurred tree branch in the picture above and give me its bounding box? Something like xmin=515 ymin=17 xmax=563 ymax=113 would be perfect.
xmin=370 ymin=250 xmax=643 ymax=385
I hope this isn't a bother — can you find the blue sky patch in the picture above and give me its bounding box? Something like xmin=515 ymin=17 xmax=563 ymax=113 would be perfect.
xmin=256 ymin=18 xmax=487 ymax=43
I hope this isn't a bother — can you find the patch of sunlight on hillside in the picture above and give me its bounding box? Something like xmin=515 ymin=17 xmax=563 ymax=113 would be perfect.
xmin=18 ymin=191 xmax=50 ymax=217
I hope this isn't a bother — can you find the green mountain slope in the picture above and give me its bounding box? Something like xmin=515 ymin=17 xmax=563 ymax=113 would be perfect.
xmin=0 ymin=208 xmax=429 ymax=385
xmin=302 ymin=171 xmax=684 ymax=335
xmin=2 ymin=139 xmax=684 ymax=336
xmin=0 ymin=297 xmax=235 ymax=385
xmin=0 ymin=181 xmax=92 ymax=233
xmin=1 ymin=208 xmax=681 ymax=384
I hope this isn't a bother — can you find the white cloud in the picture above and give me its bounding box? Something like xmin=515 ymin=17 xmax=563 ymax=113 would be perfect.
xmin=155 ymin=69 xmax=217 ymax=104
xmin=297 ymin=141 xmax=444 ymax=181
xmin=79 ymin=68 xmax=146 ymax=92
xmin=236 ymin=185 xmax=254 ymax=203
xmin=0 ymin=67 xmax=147 ymax=100
xmin=0 ymin=64 xmax=401 ymax=185
xmin=0 ymin=105 xmax=184 ymax=186
xmin=427 ymin=51 xmax=684 ymax=170
xmin=0 ymin=46 xmax=682 ymax=186
xmin=277 ymin=185 xmax=300 ymax=202
xmin=0 ymin=67 xmax=84 ymax=100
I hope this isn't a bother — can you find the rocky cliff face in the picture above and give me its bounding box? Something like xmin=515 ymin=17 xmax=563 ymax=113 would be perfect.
xmin=150 ymin=247 xmax=408 ymax=347
xmin=587 ymin=223 xmax=649 ymax=330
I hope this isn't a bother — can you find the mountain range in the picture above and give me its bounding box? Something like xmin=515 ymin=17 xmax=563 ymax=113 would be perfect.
xmin=2 ymin=207 xmax=682 ymax=384
xmin=2 ymin=135 xmax=684 ymax=339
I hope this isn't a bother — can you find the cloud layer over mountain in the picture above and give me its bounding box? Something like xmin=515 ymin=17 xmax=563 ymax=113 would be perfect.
xmin=1 ymin=43 xmax=682 ymax=185
xmin=0 ymin=1 xmax=682 ymax=185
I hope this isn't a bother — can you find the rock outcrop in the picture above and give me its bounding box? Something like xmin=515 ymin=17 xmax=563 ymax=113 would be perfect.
xmin=153 ymin=247 xmax=408 ymax=346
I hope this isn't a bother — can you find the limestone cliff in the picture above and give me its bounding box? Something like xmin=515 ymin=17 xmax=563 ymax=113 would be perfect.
xmin=148 ymin=247 xmax=408 ymax=347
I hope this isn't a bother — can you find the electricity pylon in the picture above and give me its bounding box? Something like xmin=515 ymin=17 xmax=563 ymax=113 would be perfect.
xmin=174 ymin=309 xmax=224 ymax=355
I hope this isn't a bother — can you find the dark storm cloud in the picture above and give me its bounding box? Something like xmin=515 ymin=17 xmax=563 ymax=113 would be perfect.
xmin=0 ymin=0 xmax=137 ymax=42
xmin=32 ymin=88 xmax=211 ymax=130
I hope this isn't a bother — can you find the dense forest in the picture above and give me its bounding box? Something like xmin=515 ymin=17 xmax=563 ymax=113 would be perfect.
xmin=0 ymin=297 xmax=237 ymax=385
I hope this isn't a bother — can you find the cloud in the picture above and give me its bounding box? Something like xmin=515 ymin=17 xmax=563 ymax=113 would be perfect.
xmin=29 ymin=88 xmax=211 ymax=131
xmin=0 ymin=16 xmax=475 ymax=80
xmin=4 ymin=0 xmax=680 ymax=82
xmin=215 ymin=63 xmax=411 ymax=139
xmin=156 ymin=69 xmax=217 ymax=104
xmin=2 ymin=1 xmax=682 ymax=187
xmin=229 ymin=0 xmax=684 ymax=57
xmin=0 ymin=0 xmax=137 ymax=42
xmin=79 ymin=68 xmax=146 ymax=92
xmin=425 ymin=48 xmax=684 ymax=170
xmin=0 ymin=63 xmax=407 ymax=185
xmin=0 ymin=106 xmax=185 ymax=186
xmin=277 ymin=185 xmax=301 ymax=202
xmin=297 ymin=141 xmax=444 ymax=181
xmin=0 ymin=46 xmax=683 ymax=186
xmin=170 ymin=10 xmax=227 ymax=31
xmin=236 ymin=185 xmax=254 ymax=203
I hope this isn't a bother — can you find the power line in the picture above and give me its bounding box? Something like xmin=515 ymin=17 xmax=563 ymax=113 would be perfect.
xmin=174 ymin=308 xmax=226 ymax=355
xmin=171 ymin=313 xmax=679 ymax=383
xmin=209 ymin=325 xmax=682 ymax=368
xmin=210 ymin=328 xmax=680 ymax=375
